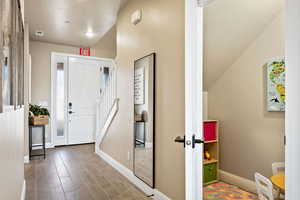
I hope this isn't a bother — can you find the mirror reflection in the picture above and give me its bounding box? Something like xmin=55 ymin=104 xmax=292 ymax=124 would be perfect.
xmin=134 ymin=53 xmax=155 ymax=187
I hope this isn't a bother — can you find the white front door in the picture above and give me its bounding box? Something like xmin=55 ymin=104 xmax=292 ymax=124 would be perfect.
xmin=67 ymin=57 xmax=101 ymax=145
xmin=184 ymin=0 xmax=203 ymax=199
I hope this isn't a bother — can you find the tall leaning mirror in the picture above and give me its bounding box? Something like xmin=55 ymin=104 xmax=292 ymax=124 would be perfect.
xmin=134 ymin=53 xmax=155 ymax=187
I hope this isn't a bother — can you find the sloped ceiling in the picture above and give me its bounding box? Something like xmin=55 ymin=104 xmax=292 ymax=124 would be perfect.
xmin=25 ymin=0 xmax=127 ymax=47
xmin=204 ymin=0 xmax=284 ymax=90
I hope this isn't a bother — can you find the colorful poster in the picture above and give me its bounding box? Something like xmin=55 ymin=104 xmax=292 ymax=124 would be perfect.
xmin=267 ymin=59 xmax=285 ymax=112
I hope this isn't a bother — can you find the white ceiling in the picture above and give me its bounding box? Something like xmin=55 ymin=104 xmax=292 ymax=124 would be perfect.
xmin=204 ymin=0 xmax=284 ymax=89
xmin=25 ymin=0 xmax=127 ymax=47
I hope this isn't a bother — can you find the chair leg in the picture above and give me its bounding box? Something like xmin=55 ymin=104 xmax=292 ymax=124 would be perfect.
xmin=279 ymin=190 xmax=285 ymax=200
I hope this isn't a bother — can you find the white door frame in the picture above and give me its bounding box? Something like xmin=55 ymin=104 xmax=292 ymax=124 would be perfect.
xmin=50 ymin=52 xmax=114 ymax=146
xmin=185 ymin=0 xmax=203 ymax=199
xmin=285 ymin=1 xmax=300 ymax=199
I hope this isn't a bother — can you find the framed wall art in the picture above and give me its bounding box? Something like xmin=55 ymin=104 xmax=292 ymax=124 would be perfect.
xmin=267 ymin=58 xmax=285 ymax=112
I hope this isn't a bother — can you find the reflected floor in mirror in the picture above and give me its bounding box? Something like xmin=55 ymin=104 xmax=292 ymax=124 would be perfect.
xmin=134 ymin=147 xmax=153 ymax=185
xmin=204 ymin=182 xmax=258 ymax=200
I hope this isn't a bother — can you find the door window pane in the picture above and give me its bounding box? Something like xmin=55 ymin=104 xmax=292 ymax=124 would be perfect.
xmin=56 ymin=63 xmax=64 ymax=137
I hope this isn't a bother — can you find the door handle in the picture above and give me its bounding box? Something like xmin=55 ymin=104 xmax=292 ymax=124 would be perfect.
xmin=174 ymin=136 xmax=185 ymax=148
xmin=192 ymin=134 xmax=204 ymax=148
xmin=175 ymin=135 xmax=204 ymax=148
xmin=68 ymin=111 xmax=75 ymax=114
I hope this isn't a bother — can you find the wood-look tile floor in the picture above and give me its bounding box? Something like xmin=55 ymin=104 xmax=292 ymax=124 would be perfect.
xmin=25 ymin=144 xmax=151 ymax=200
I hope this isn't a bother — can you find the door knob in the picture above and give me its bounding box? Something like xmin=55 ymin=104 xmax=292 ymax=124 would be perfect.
xmin=175 ymin=135 xmax=204 ymax=148
xmin=174 ymin=136 xmax=185 ymax=148
xmin=68 ymin=111 xmax=75 ymax=114
xmin=192 ymin=134 xmax=204 ymax=148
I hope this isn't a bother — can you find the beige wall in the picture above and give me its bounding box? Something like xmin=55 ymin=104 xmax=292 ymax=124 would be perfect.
xmin=0 ymin=109 xmax=25 ymax=200
xmin=208 ymin=12 xmax=285 ymax=180
xmin=93 ymin=25 xmax=116 ymax=58
xmin=203 ymin=91 xmax=208 ymax=120
xmin=101 ymin=0 xmax=185 ymax=199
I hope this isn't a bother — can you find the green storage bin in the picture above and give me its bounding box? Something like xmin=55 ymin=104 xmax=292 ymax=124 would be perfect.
xmin=203 ymin=162 xmax=217 ymax=184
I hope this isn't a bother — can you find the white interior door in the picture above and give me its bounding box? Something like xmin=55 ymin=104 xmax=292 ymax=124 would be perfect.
xmin=285 ymin=1 xmax=300 ymax=199
xmin=67 ymin=57 xmax=101 ymax=145
xmin=185 ymin=0 xmax=203 ymax=199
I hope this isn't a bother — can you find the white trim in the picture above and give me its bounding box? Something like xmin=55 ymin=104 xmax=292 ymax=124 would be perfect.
xmin=145 ymin=142 xmax=153 ymax=149
xmin=219 ymin=170 xmax=257 ymax=194
xmin=153 ymin=189 xmax=171 ymax=200
xmin=96 ymin=150 xmax=154 ymax=196
xmin=51 ymin=52 xmax=114 ymax=62
xmin=50 ymin=53 xmax=55 ymax=146
xmin=185 ymin=0 xmax=203 ymax=199
xmin=31 ymin=142 xmax=55 ymax=150
xmin=20 ymin=180 xmax=26 ymax=200
xmin=51 ymin=54 xmax=68 ymax=146
xmin=285 ymin=1 xmax=300 ymax=199
xmin=24 ymin=156 xmax=29 ymax=164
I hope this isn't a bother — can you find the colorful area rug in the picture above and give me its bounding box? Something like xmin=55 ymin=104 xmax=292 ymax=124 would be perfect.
xmin=204 ymin=182 xmax=258 ymax=200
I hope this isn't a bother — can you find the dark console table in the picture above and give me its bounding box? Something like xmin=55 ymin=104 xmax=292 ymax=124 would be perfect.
xmin=29 ymin=125 xmax=46 ymax=159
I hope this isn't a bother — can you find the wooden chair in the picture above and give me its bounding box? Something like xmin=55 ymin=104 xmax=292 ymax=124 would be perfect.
xmin=272 ymin=162 xmax=285 ymax=199
xmin=272 ymin=162 xmax=285 ymax=175
xmin=255 ymin=172 xmax=275 ymax=200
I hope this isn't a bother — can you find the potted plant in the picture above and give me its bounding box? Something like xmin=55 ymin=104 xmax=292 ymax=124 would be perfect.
xmin=29 ymin=104 xmax=50 ymax=125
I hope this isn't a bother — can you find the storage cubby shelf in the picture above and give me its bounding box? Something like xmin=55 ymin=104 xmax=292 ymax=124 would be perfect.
xmin=204 ymin=180 xmax=218 ymax=185
xmin=204 ymin=159 xmax=218 ymax=165
xmin=203 ymin=120 xmax=219 ymax=185
xmin=204 ymin=140 xmax=218 ymax=144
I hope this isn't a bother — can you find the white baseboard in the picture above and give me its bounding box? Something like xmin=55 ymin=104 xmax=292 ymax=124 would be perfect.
xmin=20 ymin=180 xmax=26 ymax=200
xmin=219 ymin=170 xmax=257 ymax=194
xmin=96 ymin=150 xmax=154 ymax=196
xmin=32 ymin=142 xmax=54 ymax=150
xmin=153 ymin=189 xmax=171 ymax=200
xmin=24 ymin=156 xmax=29 ymax=164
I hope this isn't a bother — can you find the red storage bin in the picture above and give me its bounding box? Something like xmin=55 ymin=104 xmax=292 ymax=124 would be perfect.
xmin=204 ymin=122 xmax=217 ymax=142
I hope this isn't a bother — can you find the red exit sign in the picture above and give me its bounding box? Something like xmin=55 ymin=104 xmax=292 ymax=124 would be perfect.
xmin=80 ymin=48 xmax=90 ymax=56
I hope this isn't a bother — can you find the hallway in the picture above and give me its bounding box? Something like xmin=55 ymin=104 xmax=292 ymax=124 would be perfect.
xmin=25 ymin=144 xmax=150 ymax=200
